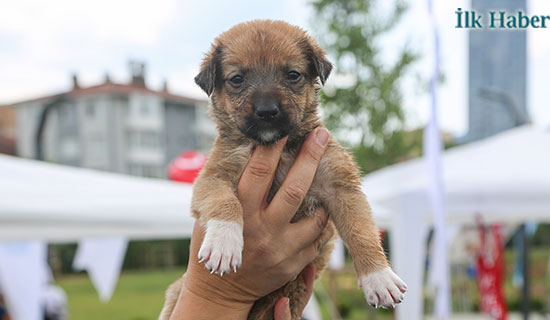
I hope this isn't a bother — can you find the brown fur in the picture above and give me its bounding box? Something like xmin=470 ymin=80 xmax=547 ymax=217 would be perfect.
xmin=161 ymin=20 xmax=390 ymax=319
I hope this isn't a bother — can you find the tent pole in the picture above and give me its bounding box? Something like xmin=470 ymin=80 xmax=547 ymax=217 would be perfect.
xmin=520 ymin=224 xmax=530 ymax=320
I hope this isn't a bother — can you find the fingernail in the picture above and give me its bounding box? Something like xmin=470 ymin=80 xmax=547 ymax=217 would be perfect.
xmin=315 ymin=128 xmax=329 ymax=147
xmin=284 ymin=297 xmax=290 ymax=308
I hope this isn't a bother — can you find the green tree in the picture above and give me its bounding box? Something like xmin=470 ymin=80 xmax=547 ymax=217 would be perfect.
xmin=311 ymin=0 xmax=421 ymax=173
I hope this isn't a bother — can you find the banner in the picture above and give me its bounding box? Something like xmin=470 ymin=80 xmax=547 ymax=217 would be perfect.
xmin=73 ymin=237 xmax=128 ymax=302
xmin=476 ymin=220 xmax=507 ymax=320
xmin=0 ymin=241 xmax=48 ymax=320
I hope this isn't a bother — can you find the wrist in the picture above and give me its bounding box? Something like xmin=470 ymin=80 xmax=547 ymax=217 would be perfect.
xmin=169 ymin=273 xmax=253 ymax=320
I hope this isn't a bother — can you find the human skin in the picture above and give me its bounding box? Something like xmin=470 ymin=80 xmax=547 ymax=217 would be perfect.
xmin=169 ymin=129 xmax=333 ymax=320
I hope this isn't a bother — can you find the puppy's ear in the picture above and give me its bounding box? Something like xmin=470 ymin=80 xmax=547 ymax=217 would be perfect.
xmin=301 ymin=39 xmax=332 ymax=85
xmin=195 ymin=45 xmax=223 ymax=96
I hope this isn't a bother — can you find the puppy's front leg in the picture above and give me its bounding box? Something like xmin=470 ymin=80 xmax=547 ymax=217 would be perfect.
xmin=192 ymin=175 xmax=243 ymax=276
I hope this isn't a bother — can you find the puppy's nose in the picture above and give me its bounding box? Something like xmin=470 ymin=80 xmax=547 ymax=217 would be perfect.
xmin=254 ymin=102 xmax=280 ymax=121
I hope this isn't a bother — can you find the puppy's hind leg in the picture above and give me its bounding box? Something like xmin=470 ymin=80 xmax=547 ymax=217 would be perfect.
xmin=159 ymin=278 xmax=183 ymax=320
xmin=248 ymin=271 xmax=310 ymax=320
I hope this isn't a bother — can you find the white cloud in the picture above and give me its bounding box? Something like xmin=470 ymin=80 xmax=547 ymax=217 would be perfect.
xmin=0 ymin=0 xmax=175 ymax=102
xmin=1 ymin=0 xmax=548 ymax=132
xmin=0 ymin=0 xmax=174 ymax=45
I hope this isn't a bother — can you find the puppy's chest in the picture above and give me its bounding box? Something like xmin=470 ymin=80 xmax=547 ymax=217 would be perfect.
xmin=267 ymin=149 xmax=330 ymax=221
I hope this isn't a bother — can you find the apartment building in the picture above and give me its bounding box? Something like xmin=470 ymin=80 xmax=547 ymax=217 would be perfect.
xmin=11 ymin=62 xmax=214 ymax=178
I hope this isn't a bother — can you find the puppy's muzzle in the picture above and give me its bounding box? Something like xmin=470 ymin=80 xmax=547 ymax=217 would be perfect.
xmin=243 ymin=93 xmax=291 ymax=145
xmin=254 ymin=99 xmax=280 ymax=122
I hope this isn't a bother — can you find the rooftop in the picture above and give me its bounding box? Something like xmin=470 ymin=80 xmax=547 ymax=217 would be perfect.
xmin=3 ymin=62 xmax=204 ymax=106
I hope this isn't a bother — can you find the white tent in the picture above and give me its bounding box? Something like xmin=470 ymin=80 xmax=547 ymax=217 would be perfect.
xmin=0 ymin=154 xmax=195 ymax=242
xmin=362 ymin=125 xmax=550 ymax=320
xmin=0 ymin=154 xmax=195 ymax=320
xmin=1 ymin=126 xmax=549 ymax=319
xmin=364 ymin=125 xmax=550 ymax=226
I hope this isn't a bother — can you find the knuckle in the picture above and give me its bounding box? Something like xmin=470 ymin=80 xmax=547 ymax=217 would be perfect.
xmin=313 ymin=215 xmax=327 ymax=232
xmin=246 ymin=160 xmax=272 ymax=181
xmin=282 ymin=264 xmax=298 ymax=280
xmin=304 ymin=245 xmax=318 ymax=263
xmin=303 ymin=143 xmax=323 ymax=164
xmin=314 ymin=239 xmax=323 ymax=254
xmin=263 ymin=248 xmax=283 ymax=266
xmin=254 ymin=239 xmax=276 ymax=258
xmin=282 ymin=183 xmax=307 ymax=207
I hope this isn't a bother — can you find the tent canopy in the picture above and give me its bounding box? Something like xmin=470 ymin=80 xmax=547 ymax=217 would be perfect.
xmin=1 ymin=125 xmax=548 ymax=241
xmin=363 ymin=125 xmax=550 ymax=227
xmin=0 ymin=155 xmax=195 ymax=242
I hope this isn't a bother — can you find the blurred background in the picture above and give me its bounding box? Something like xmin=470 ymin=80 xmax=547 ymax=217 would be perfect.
xmin=0 ymin=0 xmax=549 ymax=319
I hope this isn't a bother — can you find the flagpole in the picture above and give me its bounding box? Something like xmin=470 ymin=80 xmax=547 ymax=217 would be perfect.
xmin=424 ymin=0 xmax=451 ymax=318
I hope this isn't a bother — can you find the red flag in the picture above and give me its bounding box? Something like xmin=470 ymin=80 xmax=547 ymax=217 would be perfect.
xmin=476 ymin=219 xmax=507 ymax=320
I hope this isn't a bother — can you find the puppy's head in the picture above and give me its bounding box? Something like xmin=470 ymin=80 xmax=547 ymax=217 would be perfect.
xmin=195 ymin=20 xmax=332 ymax=145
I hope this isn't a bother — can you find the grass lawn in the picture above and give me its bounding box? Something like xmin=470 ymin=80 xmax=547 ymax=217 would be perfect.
xmin=57 ymin=267 xmax=394 ymax=320
xmin=57 ymin=268 xmax=185 ymax=320
xmin=55 ymin=248 xmax=549 ymax=319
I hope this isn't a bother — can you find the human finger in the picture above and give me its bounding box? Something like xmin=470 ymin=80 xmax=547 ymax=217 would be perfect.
xmin=237 ymin=137 xmax=287 ymax=215
xmin=267 ymin=128 xmax=328 ymax=226
xmin=187 ymin=223 xmax=209 ymax=274
xmin=302 ymin=264 xmax=316 ymax=301
xmin=295 ymin=221 xmax=335 ymax=268
xmin=286 ymin=207 xmax=329 ymax=252
xmin=274 ymin=297 xmax=291 ymax=320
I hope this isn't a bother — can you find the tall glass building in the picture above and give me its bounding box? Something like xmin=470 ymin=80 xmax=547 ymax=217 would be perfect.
xmin=467 ymin=0 xmax=528 ymax=142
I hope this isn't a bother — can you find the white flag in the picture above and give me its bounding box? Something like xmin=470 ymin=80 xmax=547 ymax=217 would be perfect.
xmin=0 ymin=241 xmax=48 ymax=320
xmin=73 ymin=237 xmax=128 ymax=302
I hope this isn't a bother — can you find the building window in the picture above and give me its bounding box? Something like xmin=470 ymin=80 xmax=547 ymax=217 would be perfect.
xmin=140 ymin=102 xmax=149 ymax=115
xmin=86 ymin=104 xmax=95 ymax=118
xmin=142 ymin=132 xmax=160 ymax=148
xmin=58 ymin=104 xmax=76 ymax=123
xmin=127 ymin=163 xmax=163 ymax=178
xmin=127 ymin=131 xmax=162 ymax=150
xmin=88 ymin=135 xmax=105 ymax=156
xmin=128 ymin=163 xmax=141 ymax=176
xmin=59 ymin=136 xmax=79 ymax=159
xmin=142 ymin=165 xmax=156 ymax=178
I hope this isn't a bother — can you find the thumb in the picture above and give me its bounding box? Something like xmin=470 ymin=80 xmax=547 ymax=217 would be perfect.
xmin=274 ymin=297 xmax=291 ymax=320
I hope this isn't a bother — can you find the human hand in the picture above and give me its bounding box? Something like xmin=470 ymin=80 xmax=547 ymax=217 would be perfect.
xmin=172 ymin=128 xmax=333 ymax=319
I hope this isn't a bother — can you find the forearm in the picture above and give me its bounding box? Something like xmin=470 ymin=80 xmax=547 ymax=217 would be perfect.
xmin=169 ymin=275 xmax=253 ymax=320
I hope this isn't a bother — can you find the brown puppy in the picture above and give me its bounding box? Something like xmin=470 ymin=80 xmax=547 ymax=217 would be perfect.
xmin=160 ymin=20 xmax=407 ymax=319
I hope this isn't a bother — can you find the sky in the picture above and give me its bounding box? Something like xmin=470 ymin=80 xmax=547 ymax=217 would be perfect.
xmin=0 ymin=0 xmax=549 ymax=136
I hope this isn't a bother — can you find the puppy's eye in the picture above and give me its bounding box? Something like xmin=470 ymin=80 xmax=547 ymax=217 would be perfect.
xmin=229 ymin=75 xmax=245 ymax=87
xmin=286 ymin=71 xmax=301 ymax=83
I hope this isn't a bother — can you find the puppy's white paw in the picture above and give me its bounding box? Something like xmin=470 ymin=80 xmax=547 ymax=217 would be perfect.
xmin=358 ymin=267 xmax=407 ymax=309
xmin=198 ymin=219 xmax=243 ymax=276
